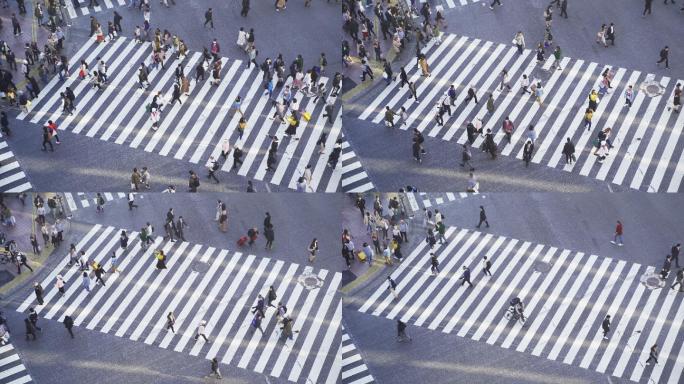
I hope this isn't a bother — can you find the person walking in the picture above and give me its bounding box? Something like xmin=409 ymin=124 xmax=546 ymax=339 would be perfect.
xmin=656 ymin=46 xmax=670 ymax=69
xmin=476 ymin=206 xmax=489 ymax=228
xmin=606 ymin=23 xmax=615 ymax=46
xmin=397 ymin=319 xmax=411 ymax=342
xmin=624 ymin=85 xmax=635 ymax=108
xmin=562 ymin=138 xmax=576 ymax=164
xmin=279 ymin=315 xmax=295 ymax=340
xmin=602 ymin=315 xmax=611 ymax=339
xmin=28 ymin=308 xmax=42 ymax=332
xmin=64 ymin=315 xmax=74 ymax=338
xmin=560 ymin=0 xmax=568 ymax=18
xmin=535 ymin=82 xmax=544 ymax=107
xmin=430 ymin=253 xmax=440 ymax=275
xmin=109 ymin=251 xmax=120 ymax=273
xmin=486 ymin=93 xmax=495 ymax=115
xmin=166 ymin=312 xmax=176 ymax=333
xmin=155 ymin=249 xmax=168 ymax=269
xmin=176 ymin=216 xmax=187 ymax=242
xmin=194 ymin=320 xmax=209 ymax=342
xmin=584 ymin=108 xmax=594 ymax=131
xmin=551 ymin=46 xmax=563 ymax=70
xmin=489 ymin=0 xmax=502 ymax=10
xmin=671 ymin=268 xmax=684 ymax=291
xmin=611 ymin=221 xmax=624 ymax=246
xmin=645 ymin=344 xmax=658 ymax=365
xmin=408 ymin=81 xmax=418 ymax=101
xmin=308 ymin=238 xmax=319 ymax=263
xmin=500 ymin=70 xmax=512 ymax=91
xmin=55 ymin=274 xmax=65 ymax=294
xmin=19 ymin=253 xmax=33 ymax=273
xmin=267 ymin=286 xmax=277 ymax=308
xmin=204 ymin=8 xmax=214 ymax=29
xmin=482 ymin=256 xmax=492 ymax=276
xmin=459 ymin=266 xmax=474 ymax=287
xmin=643 ymin=0 xmax=653 ymax=16
xmin=671 ymin=243 xmax=681 ymax=268
xmin=41 ymin=124 xmax=54 ymax=152
xmin=25 ymin=318 xmax=37 ymax=341
xmin=460 ymin=143 xmax=475 ymax=171
xmin=93 ymin=262 xmax=106 ymax=286
xmin=34 ymin=282 xmax=44 ymax=305
xmin=513 ymin=31 xmax=525 ymax=55
xmin=384 ymin=106 xmax=396 ymax=128
xmin=669 ymin=83 xmax=682 ymax=113
xmin=264 ymin=224 xmax=274 ymax=250
xmin=81 ymin=271 xmax=91 ymax=292
xmin=209 ymin=357 xmax=222 ymax=379
xmin=387 ymin=276 xmax=398 ymax=299
xmin=250 ymin=313 xmax=264 ymax=334
xmin=523 ymin=140 xmax=535 ymax=167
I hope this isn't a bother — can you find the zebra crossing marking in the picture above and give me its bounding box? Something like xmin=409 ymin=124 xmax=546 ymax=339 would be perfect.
xmin=64 ymin=0 xmax=126 ymax=19
xmin=0 ymin=343 xmax=33 ymax=384
xmin=15 ymin=225 xmax=341 ymax=382
xmin=63 ymin=192 xmax=129 ymax=211
xmin=405 ymin=192 xmax=469 ymax=213
xmin=355 ymin=226 xmax=684 ymax=383
xmin=19 ymin=38 xmax=369 ymax=192
xmin=341 ymin=326 xmax=375 ymax=384
xmin=355 ymin=33 xmax=684 ymax=192
xmin=0 ymin=135 xmax=32 ymax=192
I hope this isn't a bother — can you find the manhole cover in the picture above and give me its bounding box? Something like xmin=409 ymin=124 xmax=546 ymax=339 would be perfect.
xmin=534 ymin=261 xmax=551 ymax=273
xmin=639 ymin=79 xmax=665 ymax=98
xmin=191 ymin=260 xmax=210 ymax=273
xmin=640 ymin=272 xmax=665 ymax=289
xmin=298 ymin=272 xmax=324 ymax=290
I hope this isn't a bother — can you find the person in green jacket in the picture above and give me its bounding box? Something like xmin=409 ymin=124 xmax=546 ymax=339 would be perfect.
xmin=552 ymin=46 xmax=563 ymax=70
xmin=436 ymin=221 xmax=447 ymax=245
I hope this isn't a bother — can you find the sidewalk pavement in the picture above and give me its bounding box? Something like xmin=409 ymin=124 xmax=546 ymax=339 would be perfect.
xmin=0 ymin=193 xmax=67 ymax=295
xmin=1 ymin=0 xmax=58 ymax=89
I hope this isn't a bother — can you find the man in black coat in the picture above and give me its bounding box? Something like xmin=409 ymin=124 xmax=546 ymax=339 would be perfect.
xmin=476 ymin=206 xmax=489 ymax=229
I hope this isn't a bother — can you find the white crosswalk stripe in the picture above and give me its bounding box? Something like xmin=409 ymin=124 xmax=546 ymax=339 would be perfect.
xmin=0 ymin=134 xmax=32 ymax=193
xmin=62 ymin=192 xmax=131 ymax=212
xmin=355 ymin=226 xmax=684 ymax=383
xmin=0 ymin=344 xmax=33 ymax=384
xmin=355 ymin=33 xmax=684 ymax=192
xmin=406 ymin=0 xmax=483 ymax=10
xmin=404 ymin=191 xmax=470 ymax=213
xmin=15 ymin=225 xmax=341 ymax=382
xmin=63 ymin=0 xmax=126 ymax=19
xmin=17 ymin=38 xmax=356 ymax=191
xmin=341 ymin=326 xmax=375 ymax=384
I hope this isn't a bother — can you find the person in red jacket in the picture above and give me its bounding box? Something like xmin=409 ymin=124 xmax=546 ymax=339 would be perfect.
xmin=610 ymin=220 xmax=623 ymax=246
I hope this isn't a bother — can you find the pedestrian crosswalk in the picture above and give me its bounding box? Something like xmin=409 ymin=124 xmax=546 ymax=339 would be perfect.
xmin=340 ymin=134 xmax=375 ymax=193
xmin=355 ymin=226 xmax=684 ymax=383
xmin=18 ymin=37 xmax=353 ymax=191
xmin=16 ymin=224 xmax=342 ymax=383
xmin=356 ymin=33 xmax=684 ymax=192
xmin=408 ymin=0 xmax=482 ymax=11
xmin=64 ymin=0 xmax=126 ymax=19
xmin=63 ymin=192 xmax=132 ymax=212
xmin=0 ymin=134 xmax=32 ymax=193
xmin=341 ymin=326 xmax=375 ymax=384
xmin=0 ymin=343 xmax=33 ymax=384
xmin=405 ymin=191 xmax=469 ymax=212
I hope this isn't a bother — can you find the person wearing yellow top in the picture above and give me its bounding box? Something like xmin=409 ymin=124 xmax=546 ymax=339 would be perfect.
xmin=588 ymin=90 xmax=599 ymax=111
xmin=584 ymin=108 xmax=594 ymax=131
